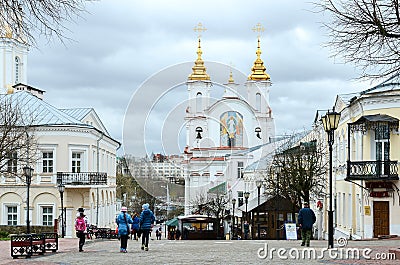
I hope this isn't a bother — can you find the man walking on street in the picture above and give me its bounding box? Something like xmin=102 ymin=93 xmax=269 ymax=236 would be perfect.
xmin=298 ymin=201 xmax=316 ymax=247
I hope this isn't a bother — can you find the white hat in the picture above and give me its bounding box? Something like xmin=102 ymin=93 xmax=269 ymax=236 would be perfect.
xmin=121 ymin=206 xmax=127 ymax=212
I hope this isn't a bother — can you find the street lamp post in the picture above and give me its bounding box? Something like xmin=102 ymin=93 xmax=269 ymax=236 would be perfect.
xmin=256 ymin=180 xmax=262 ymax=239
xmin=57 ymin=183 xmax=65 ymax=238
xmin=23 ymin=166 xmax=34 ymax=234
xmin=244 ymin=191 xmax=250 ymax=223
xmin=232 ymin=198 xmax=236 ymax=239
xmin=321 ymin=110 xmax=341 ymax=249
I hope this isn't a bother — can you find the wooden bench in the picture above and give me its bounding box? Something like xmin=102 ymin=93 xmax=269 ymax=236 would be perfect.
xmin=43 ymin=232 xmax=58 ymax=252
xmin=11 ymin=234 xmax=45 ymax=259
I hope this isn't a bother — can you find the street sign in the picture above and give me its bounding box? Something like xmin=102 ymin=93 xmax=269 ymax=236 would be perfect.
xmin=285 ymin=223 xmax=297 ymax=240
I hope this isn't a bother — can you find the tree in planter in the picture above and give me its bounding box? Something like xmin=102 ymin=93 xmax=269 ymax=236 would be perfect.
xmin=263 ymin=131 xmax=327 ymax=210
xmin=315 ymin=0 xmax=400 ymax=79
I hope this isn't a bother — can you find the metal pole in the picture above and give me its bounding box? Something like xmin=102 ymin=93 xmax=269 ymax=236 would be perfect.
xmin=257 ymin=187 xmax=260 ymax=240
xmin=60 ymin=191 xmax=65 ymax=238
xmin=328 ymin=130 xmax=334 ymax=248
xmin=26 ymin=181 xmax=30 ymax=234
xmin=232 ymin=202 xmax=235 ymax=239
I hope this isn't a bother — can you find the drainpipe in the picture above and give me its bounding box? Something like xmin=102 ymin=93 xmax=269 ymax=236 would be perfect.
xmin=96 ymin=132 xmax=104 ymax=226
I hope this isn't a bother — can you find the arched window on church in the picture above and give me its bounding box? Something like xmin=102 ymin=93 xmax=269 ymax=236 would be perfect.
xmin=15 ymin=56 xmax=20 ymax=84
xmin=196 ymin=92 xmax=202 ymax=112
xmin=256 ymin=93 xmax=261 ymax=111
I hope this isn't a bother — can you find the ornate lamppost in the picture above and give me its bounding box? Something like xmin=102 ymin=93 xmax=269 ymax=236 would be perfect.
xmin=256 ymin=180 xmax=262 ymax=239
xmin=232 ymin=198 xmax=236 ymax=239
xmin=23 ymin=166 xmax=34 ymax=234
xmin=321 ymin=110 xmax=341 ymax=249
xmin=58 ymin=183 xmax=65 ymax=238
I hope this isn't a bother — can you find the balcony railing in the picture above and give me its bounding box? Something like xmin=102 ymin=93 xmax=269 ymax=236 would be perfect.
xmin=57 ymin=172 xmax=108 ymax=185
xmin=346 ymin=160 xmax=399 ymax=181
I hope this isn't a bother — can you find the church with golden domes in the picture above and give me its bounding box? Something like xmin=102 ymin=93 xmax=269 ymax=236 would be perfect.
xmin=183 ymin=23 xmax=277 ymax=215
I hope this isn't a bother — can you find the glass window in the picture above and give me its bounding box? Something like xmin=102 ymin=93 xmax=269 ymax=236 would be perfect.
xmin=15 ymin=57 xmax=20 ymax=83
xmin=7 ymin=152 xmax=17 ymax=173
xmin=7 ymin=206 xmax=17 ymax=225
xmin=42 ymin=151 xmax=53 ymax=173
xmin=237 ymin=191 xmax=244 ymax=207
xmin=72 ymin=152 xmax=82 ymax=173
xmin=237 ymin=162 xmax=244 ymax=178
xmin=42 ymin=206 xmax=53 ymax=226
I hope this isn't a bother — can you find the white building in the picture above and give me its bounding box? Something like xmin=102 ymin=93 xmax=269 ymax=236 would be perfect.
xmin=183 ymin=35 xmax=276 ymax=215
xmin=0 ymin=25 xmax=120 ymax=237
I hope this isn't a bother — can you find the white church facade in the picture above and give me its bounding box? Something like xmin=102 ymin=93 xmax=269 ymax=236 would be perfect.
xmin=183 ymin=35 xmax=276 ymax=215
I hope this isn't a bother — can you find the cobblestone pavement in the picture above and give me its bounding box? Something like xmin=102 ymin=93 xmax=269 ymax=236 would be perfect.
xmin=1 ymin=237 xmax=399 ymax=265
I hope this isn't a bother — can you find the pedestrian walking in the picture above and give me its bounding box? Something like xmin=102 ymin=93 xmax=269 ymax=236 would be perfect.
xmin=243 ymin=221 xmax=250 ymax=240
xmin=75 ymin=209 xmax=87 ymax=252
xmin=116 ymin=206 xmax=133 ymax=253
xmin=156 ymin=227 xmax=162 ymax=240
xmin=298 ymin=201 xmax=316 ymax=247
xmin=139 ymin=203 xmax=155 ymax=251
xmin=131 ymin=212 xmax=140 ymax=240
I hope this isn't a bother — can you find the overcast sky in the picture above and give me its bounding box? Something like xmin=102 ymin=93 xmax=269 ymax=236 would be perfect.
xmin=28 ymin=0 xmax=370 ymax=156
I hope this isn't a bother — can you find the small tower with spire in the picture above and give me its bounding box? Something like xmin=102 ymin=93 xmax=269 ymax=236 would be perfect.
xmin=245 ymin=23 xmax=274 ymax=143
xmin=0 ymin=17 xmax=28 ymax=93
xmin=186 ymin=23 xmax=212 ymax=149
xmin=223 ymin=67 xmax=240 ymax=98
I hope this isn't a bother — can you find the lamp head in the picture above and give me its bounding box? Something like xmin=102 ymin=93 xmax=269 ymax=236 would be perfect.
xmin=256 ymin=180 xmax=262 ymax=188
xmin=321 ymin=110 xmax=341 ymax=132
xmin=232 ymin=198 xmax=236 ymax=205
xmin=244 ymin=191 xmax=250 ymax=199
xmin=57 ymin=183 xmax=65 ymax=193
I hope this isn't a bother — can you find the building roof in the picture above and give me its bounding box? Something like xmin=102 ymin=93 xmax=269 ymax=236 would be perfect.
xmin=0 ymin=91 xmax=89 ymax=127
xmin=60 ymin=108 xmax=93 ymax=121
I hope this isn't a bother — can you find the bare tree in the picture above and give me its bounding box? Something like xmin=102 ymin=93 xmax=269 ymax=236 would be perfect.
xmin=316 ymin=0 xmax=400 ymax=79
xmin=264 ymin=131 xmax=327 ymax=209
xmin=0 ymin=0 xmax=92 ymax=46
xmin=0 ymin=95 xmax=37 ymax=180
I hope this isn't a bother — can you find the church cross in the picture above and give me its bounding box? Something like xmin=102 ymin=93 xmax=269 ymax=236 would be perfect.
xmin=193 ymin=22 xmax=207 ymax=38
xmin=252 ymin=22 xmax=265 ymax=38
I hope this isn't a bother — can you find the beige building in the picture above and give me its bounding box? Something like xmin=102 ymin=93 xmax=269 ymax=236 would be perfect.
xmin=325 ymin=76 xmax=400 ymax=239
xmin=0 ymin=27 xmax=120 ymax=238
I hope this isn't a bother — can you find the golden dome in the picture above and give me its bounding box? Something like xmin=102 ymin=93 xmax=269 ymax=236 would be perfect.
xmin=188 ymin=38 xmax=210 ymax=81
xmin=248 ymin=38 xmax=270 ymax=81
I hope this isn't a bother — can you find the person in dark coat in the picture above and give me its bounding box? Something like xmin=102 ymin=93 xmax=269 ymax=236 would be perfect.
xmin=131 ymin=212 xmax=140 ymax=240
xmin=298 ymin=201 xmax=316 ymax=247
xmin=139 ymin=203 xmax=155 ymax=251
xmin=116 ymin=206 xmax=133 ymax=253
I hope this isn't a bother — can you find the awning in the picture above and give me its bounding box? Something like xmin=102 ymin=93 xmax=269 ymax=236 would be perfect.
xmin=208 ymin=182 xmax=226 ymax=194
xmin=349 ymin=114 xmax=399 ymax=132
xmin=165 ymin=217 xmax=178 ymax=227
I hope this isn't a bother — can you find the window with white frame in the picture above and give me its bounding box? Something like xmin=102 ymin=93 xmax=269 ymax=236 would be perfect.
xmin=42 ymin=151 xmax=53 ymax=173
xmin=7 ymin=151 xmax=17 ymax=173
xmin=7 ymin=206 xmax=17 ymax=225
xmin=41 ymin=206 xmax=53 ymax=226
xmin=15 ymin=56 xmax=20 ymax=84
xmin=72 ymin=152 xmax=82 ymax=173
xmin=237 ymin=162 xmax=244 ymax=178
xmin=237 ymin=191 xmax=244 ymax=207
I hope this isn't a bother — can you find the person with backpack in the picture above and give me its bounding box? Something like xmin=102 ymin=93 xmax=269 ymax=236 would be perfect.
xmin=75 ymin=210 xmax=87 ymax=252
xmin=116 ymin=206 xmax=133 ymax=253
xmin=139 ymin=203 xmax=155 ymax=251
